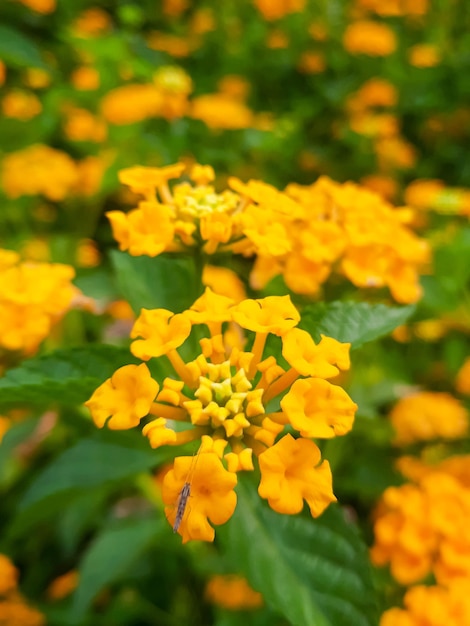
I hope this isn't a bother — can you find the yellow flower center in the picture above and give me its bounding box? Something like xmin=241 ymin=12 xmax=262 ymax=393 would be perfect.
xmin=184 ymin=359 xmax=265 ymax=438
xmin=173 ymin=184 xmax=240 ymax=218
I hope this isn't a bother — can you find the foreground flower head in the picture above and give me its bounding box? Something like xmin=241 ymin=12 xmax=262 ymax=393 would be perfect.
xmin=86 ymin=291 xmax=357 ymax=541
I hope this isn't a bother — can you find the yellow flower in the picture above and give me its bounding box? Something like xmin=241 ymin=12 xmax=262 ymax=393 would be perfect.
xmin=390 ymin=392 xmax=468 ymax=445
xmin=202 ymin=266 xmax=247 ymax=303
xmin=258 ymin=434 xmax=336 ymax=516
xmin=205 ymin=575 xmax=263 ymax=610
xmin=343 ymin=21 xmax=397 ymax=56
xmin=281 ymin=378 xmax=357 ymax=438
xmin=106 ymin=202 xmax=175 ymax=257
xmin=87 ymin=292 xmax=356 ymax=540
xmin=130 ymin=309 xmax=192 ymax=361
xmin=162 ymin=447 xmax=237 ymax=543
xmin=282 ymin=329 xmax=350 ymax=378
xmin=85 ymin=364 xmax=159 ymax=429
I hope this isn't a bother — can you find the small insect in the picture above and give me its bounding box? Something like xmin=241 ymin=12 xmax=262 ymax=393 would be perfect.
xmin=172 ymin=444 xmax=202 ymax=533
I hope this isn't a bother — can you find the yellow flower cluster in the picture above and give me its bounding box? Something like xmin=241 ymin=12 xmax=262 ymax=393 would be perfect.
xmin=371 ymin=455 xmax=470 ymax=586
xmin=0 ymin=554 xmax=44 ymax=626
xmin=109 ymin=162 xmax=429 ymax=303
xmin=0 ymin=249 xmax=78 ymax=353
xmin=1 ymin=145 xmax=107 ymax=200
xmin=389 ymin=391 xmax=468 ymax=445
xmin=86 ymin=290 xmax=357 ymax=542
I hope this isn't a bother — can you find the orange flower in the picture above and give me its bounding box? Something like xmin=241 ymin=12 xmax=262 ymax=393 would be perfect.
xmin=162 ymin=448 xmax=237 ymax=543
xmin=282 ymin=330 xmax=351 ymax=378
xmin=2 ymin=90 xmax=42 ymax=120
xmin=85 ymin=364 xmax=159 ymax=429
xmin=0 ymin=555 xmax=19 ymax=595
xmin=254 ymin=0 xmax=305 ymax=20
xmin=15 ymin=0 xmax=55 ymax=13
xmin=456 ymin=358 xmax=470 ymax=395
xmin=190 ymin=94 xmax=254 ymax=130
xmin=100 ymin=84 xmax=163 ymax=125
xmin=343 ymin=21 xmax=397 ymax=56
xmin=258 ymin=434 xmax=336 ymax=516
xmin=409 ymin=44 xmax=441 ymax=68
xmin=205 ymin=575 xmax=263 ymax=610
xmin=390 ymin=392 xmax=468 ymax=445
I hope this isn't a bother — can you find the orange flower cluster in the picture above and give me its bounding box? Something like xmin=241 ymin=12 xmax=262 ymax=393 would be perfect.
xmin=205 ymin=575 xmax=263 ymax=610
xmin=0 ymin=249 xmax=78 ymax=353
xmin=100 ymin=66 xmax=193 ymax=125
xmin=371 ymin=455 xmax=470 ymax=586
xmin=0 ymin=554 xmax=44 ymax=626
xmin=355 ymin=0 xmax=429 ymax=16
xmin=389 ymin=391 xmax=468 ymax=445
xmin=381 ymin=579 xmax=470 ymax=626
xmin=345 ymin=77 xmax=417 ymax=177
xmin=405 ymin=179 xmax=470 ymax=216
xmin=109 ymin=162 xmax=428 ymax=303
xmin=14 ymin=0 xmax=55 ymax=13
xmin=343 ymin=21 xmax=397 ymax=56
xmin=254 ymin=0 xmax=306 ymax=21
xmin=2 ymin=90 xmax=42 ymax=121
xmin=1 ymin=145 xmax=106 ymax=200
xmin=86 ymin=291 xmax=357 ymax=542
xmin=456 ymin=358 xmax=470 ymax=395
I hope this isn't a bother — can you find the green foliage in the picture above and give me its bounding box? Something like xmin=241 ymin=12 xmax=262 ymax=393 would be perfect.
xmin=110 ymin=250 xmax=204 ymax=314
xmin=72 ymin=517 xmax=163 ymax=619
xmin=0 ymin=25 xmax=45 ymax=68
xmin=220 ymin=476 xmax=378 ymax=626
xmin=0 ymin=346 xmax=138 ymax=410
xmin=300 ymin=301 xmax=415 ymax=348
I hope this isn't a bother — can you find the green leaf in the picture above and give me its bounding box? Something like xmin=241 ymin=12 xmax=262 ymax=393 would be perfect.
xmin=0 ymin=345 xmax=138 ymax=410
xmin=219 ymin=477 xmax=378 ymax=626
xmin=72 ymin=517 xmax=161 ymax=619
xmin=0 ymin=25 xmax=45 ymax=68
xmin=19 ymin=438 xmax=158 ymax=512
xmin=110 ymin=250 xmax=202 ymax=314
xmin=300 ymin=301 xmax=415 ymax=348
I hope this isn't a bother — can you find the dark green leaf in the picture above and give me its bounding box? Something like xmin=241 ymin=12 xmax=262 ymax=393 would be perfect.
xmin=19 ymin=438 xmax=158 ymax=511
xmin=219 ymin=477 xmax=378 ymax=626
xmin=300 ymin=301 xmax=415 ymax=348
xmin=72 ymin=517 xmax=161 ymax=618
xmin=0 ymin=25 xmax=45 ymax=68
xmin=0 ymin=345 xmax=138 ymax=410
xmin=110 ymin=250 xmax=202 ymax=314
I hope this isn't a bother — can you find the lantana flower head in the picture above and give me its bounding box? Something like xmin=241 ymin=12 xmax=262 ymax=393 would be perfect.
xmin=86 ymin=290 xmax=357 ymax=541
xmin=0 ymin=251 xmax=80 ymax=353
